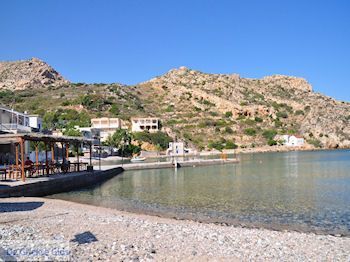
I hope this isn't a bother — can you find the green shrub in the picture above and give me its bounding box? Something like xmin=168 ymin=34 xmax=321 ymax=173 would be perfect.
xmin=133 ymin=131 xmax=172 ymax=150
xmin=122 ymin=144 xmax=141 ymax=157
xmin=165 ymin=105 xmax=174 ymax=112
xmin=244 ymin=119 xmax=256 ymax=126
xmin=272 ymin=101 xmax=281 ymax=110
xmin=216 ymin=119 xmax=227 ymax=127
xmin=61 ymin=100 xmax=71 ymax=106
xmin=224 ymin=141 xmax=238 ymax=149
xmin=224 ymin=111 xmax=233 ymax=118
xmin=224 ymin=126 xmax=234 ymax=134
xmin=109 ymin=104 xmax=120 ymax=115
xmin=267 ymin=139 xmax=277 ymax=146
xmin=276 ymin=111 xmax=288 ymax=118
xmin=262 ymin=129 xmax=277 ymax=140
xmin=208 ymin=140 xmax=224 ymax=151
xmin=43 ymin=109 xmax=91 ymax=130
xmin=201 ymin=99 xmax=215 ymax=107
xmin=63 ymin=128 xmax=82 ymax=137
xmin=307 ymin=139 xmax=322 ymax=148
xmin=295 ymin=110 xmax=305 ymax=116
xmin=237 ymin=115 xmax=246 ymax=120
xmin=274 ymin=119 xmax=283 ymax=128
xmin=287 ymin=129 xmax=297 ymax=135
xmin=244 ymin=128 xmax=256 ymax=136
xmin=254 ymin=117 xmax=263 ymax=123
xmin=0 ymin=90 xmax=15 ymax=103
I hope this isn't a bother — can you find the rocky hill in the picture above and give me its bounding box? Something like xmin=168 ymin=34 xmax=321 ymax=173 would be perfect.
xmin=0 ymin=59 xmax=349 ymax=150
xmin=0 ymin=58 xmax=68 ymax=90
xmin=137 ymin=67 xmax=350 ymax=149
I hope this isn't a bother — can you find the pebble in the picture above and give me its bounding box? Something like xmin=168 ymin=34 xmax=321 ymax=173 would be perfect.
xmin=0 ymin=197 xmax=349 ymax=261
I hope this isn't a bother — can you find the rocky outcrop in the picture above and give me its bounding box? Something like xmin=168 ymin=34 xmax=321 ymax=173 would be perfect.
xmin=0 ymin=57 xmax=68 ymax=90
xmin=262 ymin=75 xmax=313 ymax=92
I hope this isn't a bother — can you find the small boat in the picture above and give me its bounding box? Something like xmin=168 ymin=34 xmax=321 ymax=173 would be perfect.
xmin=130 ymin=156 xmax=146 ymax=163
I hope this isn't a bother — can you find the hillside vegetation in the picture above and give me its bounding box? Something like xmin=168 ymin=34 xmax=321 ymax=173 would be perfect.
xmin=1 ymin=58 xmax=349 ymax=150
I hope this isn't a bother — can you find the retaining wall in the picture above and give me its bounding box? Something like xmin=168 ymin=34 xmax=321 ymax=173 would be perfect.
xmin=0 ymin=167 xmax=123 ymax=198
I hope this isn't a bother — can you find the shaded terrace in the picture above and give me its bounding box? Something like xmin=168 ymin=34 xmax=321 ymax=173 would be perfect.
xmin=0 ymin=133 xmax=93 ymax=182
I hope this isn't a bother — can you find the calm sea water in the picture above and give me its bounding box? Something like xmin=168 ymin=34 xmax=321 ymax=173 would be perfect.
xmin=51 ymin=150 xmax=350 ymax=235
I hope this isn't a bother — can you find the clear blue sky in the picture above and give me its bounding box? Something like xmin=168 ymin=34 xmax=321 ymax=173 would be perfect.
xmin=1 ymin=0 xmax=349 ymax=101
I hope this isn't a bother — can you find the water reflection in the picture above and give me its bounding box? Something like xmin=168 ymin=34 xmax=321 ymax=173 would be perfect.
xmin=52 ymin=150 xmax=350 ymax=235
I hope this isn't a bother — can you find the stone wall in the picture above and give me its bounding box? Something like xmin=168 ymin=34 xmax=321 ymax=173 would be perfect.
xmin=0 ymin=167 xmax=123 ymax=198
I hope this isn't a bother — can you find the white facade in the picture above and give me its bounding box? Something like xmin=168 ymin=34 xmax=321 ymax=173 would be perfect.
xmin=0 ymin=107 xmax=32 ymax=133
xmin=282 ymin=135 xmax=305 ymax=147
xmin=28 ymin=115 xmax=43 ymax=131
xmin=167 ymin=142 xmax=185 ymax=156
xmin=131 ymin=118 xmax=159 ymax=133
xmin=90 ymin=117 xmax=122 ymax=142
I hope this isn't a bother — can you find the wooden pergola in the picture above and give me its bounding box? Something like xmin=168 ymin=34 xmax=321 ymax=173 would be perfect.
xmin=0 ymin=133 xmax=93 ymax=182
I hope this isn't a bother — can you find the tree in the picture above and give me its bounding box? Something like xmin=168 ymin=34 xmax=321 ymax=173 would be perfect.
xmin=63 ymin=128 xmax=82 ymax=137
xmin=115 ymin=129 xmax=132 ymax=148
xmin=103 ymin=134 xmax=116 ymax=155
xmin=104 ymin=129 xmax=137 ymax=157
xmin=133 ymin=131 xmax=172 ymax=150
xmin=43 ymin=112 xmax=56 ymax=129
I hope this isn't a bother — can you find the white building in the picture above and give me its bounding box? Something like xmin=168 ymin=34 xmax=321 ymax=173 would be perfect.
xmin=0 ymin=107 xmax=42 ymax=134
xmin=167 ymin=142 xmax=185 ymax=156
xmin=131 ymin=117 xmax=159 ymax=133
xmin=28 ymin=115 xmax=43 ymax=132
xmin=281 ymin=135 xmax=305 ymax=147
xmin=90 ymin=117 xmax=122 ymax=142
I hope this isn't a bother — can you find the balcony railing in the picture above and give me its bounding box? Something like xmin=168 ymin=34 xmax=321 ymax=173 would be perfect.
xmin=0 ymin=123 xmax=32 ymax=133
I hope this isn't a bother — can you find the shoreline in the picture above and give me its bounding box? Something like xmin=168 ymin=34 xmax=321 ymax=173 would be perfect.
xmin=80 ymin=147 xmax=350 ymax=164
xmin=50 ymin=194 xmax=350 ymax=238
xmin=0 ymin=197 xmax=349 ymax=260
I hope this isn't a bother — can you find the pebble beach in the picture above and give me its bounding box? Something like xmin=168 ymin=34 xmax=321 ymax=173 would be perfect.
xmin=0 ymin=197 xmax=349 ymax=261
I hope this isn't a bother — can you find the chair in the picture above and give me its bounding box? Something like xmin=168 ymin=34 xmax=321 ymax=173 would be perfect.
xmin=9 ymin=165 xmax=21 ymax=180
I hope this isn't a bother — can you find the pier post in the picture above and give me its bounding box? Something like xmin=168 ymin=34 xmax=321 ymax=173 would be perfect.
xmin=45 ymin=142 xmax=49 ymax=175
xmin=77 ymin=142 xmax=80 ymax=172
xmin=51 ymin=143 xmax=55 ymax=163
xmin=35 ymin=142 xmax=39 ymax=176
xmin=20 ymin=137 xmax=25 ymax=182
xmin=66 ymin=143 xmax=69 ymax=159
xmin=15 ymin=143 xmax=19 ymax=179
xmin=89 ymin=143 xmax=92 ymax=167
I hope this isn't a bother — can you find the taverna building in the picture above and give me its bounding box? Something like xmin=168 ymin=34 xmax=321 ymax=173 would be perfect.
xmin=131 ymin=117 xmax=160 ymax=133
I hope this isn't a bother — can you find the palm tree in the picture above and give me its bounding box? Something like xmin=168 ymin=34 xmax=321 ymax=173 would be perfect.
xmin=112 ymin=129 xmax=131 ymax=151
xmin=104 ymin=134 xmax=115 ymax=155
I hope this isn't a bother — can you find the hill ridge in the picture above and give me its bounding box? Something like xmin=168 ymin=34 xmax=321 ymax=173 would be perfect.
xmin=0 ymin=58 xmax=349 ymax=150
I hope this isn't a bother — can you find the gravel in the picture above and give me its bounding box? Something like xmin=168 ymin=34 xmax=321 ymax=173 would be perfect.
xmin=0 ymin=197 xmax=349 ymax=261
